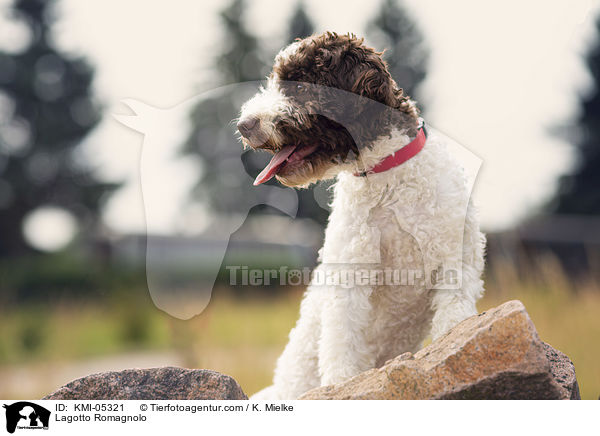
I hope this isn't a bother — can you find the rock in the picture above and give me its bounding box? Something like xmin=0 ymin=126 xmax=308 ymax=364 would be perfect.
xmin=542 ymin=342 xmax=581 ymax=400
xmin=43 ymin=367 xmax=247 ymax=400
xmin=300 ymin=300 xmax=580 ymax=400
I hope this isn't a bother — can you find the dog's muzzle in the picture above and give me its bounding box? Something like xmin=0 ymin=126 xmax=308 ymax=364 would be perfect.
xmin=237 ymin=117 xmax=260 ymax=139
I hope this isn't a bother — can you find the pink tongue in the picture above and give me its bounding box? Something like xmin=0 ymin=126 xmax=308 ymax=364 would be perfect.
xmin=254 ymin=145 xmax=297 ymax=185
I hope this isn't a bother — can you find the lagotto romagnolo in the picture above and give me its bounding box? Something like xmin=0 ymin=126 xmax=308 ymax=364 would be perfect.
xmin=237 ymin=32 xmax=486 ymax=400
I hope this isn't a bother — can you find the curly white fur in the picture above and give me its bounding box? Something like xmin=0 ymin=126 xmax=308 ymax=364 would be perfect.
xmin=252 ymin=125 xmax=486 ymax=400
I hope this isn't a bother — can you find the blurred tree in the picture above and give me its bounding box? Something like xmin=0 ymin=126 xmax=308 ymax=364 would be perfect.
xmin=182 ymin=0 xmax=269 ymax=214
xmin=367 ymin=0 xmax=428 ymax=106
xmin=551 ymin=17 xmax=600 ymax=214
xmin=216 ymin=0 xmax=265 ymax=84
xmin=0 ymin=0 xmax=118 ymax=257
xmin=182 ymin=0 xmax=329 ymax=227
xmin=287 ymin=1 xmax=314 ymax=43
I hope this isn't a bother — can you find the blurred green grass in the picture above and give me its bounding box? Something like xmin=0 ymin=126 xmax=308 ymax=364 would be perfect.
xmin=0 ymin=299 xmax=171 ymax=365
xmin=0 ymin=271 xmax=598 ymax=399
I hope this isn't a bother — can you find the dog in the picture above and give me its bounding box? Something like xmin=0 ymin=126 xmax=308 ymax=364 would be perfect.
xmin=237 ymin=32 xmax=485 ymax=400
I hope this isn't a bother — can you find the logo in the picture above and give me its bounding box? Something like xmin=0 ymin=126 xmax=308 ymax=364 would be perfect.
xmin=3 ymin=402 xmax=50 ymax=434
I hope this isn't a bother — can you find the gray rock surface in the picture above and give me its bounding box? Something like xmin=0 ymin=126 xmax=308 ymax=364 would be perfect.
xmin=542 ymin=342 xmax=581 ymax=400
xmin=43 ymin=367 xmax=248 ymax=400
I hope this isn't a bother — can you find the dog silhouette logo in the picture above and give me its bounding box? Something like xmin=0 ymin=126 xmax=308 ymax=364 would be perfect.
xmin=3 ymin=402 xmax=50 ymax=434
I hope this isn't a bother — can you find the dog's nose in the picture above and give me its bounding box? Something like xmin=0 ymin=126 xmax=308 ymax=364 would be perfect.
xmin=237 ymin=117 xmax=259 ymax=138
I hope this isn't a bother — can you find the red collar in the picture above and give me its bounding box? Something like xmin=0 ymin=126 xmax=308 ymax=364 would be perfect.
xmin=355 ymin=124 xmax=427 ymax=177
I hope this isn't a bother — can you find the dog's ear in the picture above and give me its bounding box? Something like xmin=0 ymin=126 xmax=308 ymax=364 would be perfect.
xmin=351 ymin=65 xmax=394 ymax=107
xmin=349 ymin=56 xmax=420 ymax=143
xmin=348 ymin=63 xmax=399 ymax=145
xmin=347 ymin=44 xmax=400 ymax=107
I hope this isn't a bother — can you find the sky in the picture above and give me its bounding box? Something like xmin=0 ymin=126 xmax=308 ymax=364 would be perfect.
xmin=1 ymin=0 xmax=598 ymax=242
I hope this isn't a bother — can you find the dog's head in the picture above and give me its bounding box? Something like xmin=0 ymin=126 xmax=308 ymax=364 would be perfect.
xmin=238 ymin=32 xmax=420 ymax=188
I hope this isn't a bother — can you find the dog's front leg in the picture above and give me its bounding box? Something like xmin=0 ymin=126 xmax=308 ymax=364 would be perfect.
xmin=429 ymin=264 xmax=482 ymax=341
xmin=256 ymin=288 xmax=322 ymax=400
xmin=430 ymin=291 xmax=476 ymax=341
xmin=318 ymin=283 xmax=376 ymax=386
xmin=430 ymin=202 xmax=486 ymax=341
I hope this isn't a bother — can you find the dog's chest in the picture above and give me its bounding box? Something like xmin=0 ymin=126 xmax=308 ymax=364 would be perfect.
xmin=320 ymin=177 xmax=429 ymax=269
xmin=319 ymin=175 xmax=435 ymax=336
